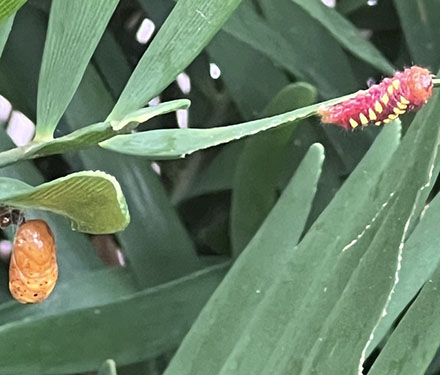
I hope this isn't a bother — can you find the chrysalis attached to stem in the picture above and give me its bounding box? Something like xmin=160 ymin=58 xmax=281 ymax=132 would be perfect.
xmin=318 ymin=66 xmax=435 ymax=129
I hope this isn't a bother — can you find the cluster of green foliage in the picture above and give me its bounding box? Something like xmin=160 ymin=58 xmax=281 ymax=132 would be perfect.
xmin=0 ymin=0 xmax=440 ymax=374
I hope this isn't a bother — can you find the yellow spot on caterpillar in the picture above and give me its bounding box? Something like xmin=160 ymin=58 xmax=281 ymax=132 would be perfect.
xmin=381 ymin=94 xmax=389 ymax=105
xmin=387 ymin=85 xmax=394 ymax=95
xmin=375 ymin=101 xmax=383 ymax=113
xmin=349 ymin=118 xmax=359 ymax=128
xmin=397 ymin=102 xmax=407 ymax=110
xmin=388 ymin=114 xmax=398 ymax=120
xmin=359 ymin=113 xmax=369 ymax=125
xmin=392 ymin=80 xmax=400 ymax=89
xmin=375 ymin=121 xmax=382 ymax=126
xmin=383 ymin=119 xmax=392 ymax=124
xmin=400 ymin=96 xmax=410 ymax=104
xmin=393 ymin=107 xmax=405 ymax=115
xmin=368 ymin=108 xmax=377 ymax=121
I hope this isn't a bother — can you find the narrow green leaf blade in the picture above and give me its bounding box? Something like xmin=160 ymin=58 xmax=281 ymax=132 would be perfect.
xmin=222 ymin=1 xmax=357 ymax=98
xmin=393 ymin=0 xmax=440 ymax=69
xmin=0 ymin=0 xmax=25 ymax=22
xmin=368 ymin=263 xmax=440 ymax=375
xmin=0 ymin=99 xmax=189 ymax=168
xmin=367 ymin=188 xmax=440 ymax=353
xmin=36 ymin=0 xmax=119 ymax=140
xmin=100 ymin=94 xmax=355 ymax=159
xmin=231 ymin=82 xmax=318 ymax=254
xmin=108 ymin=0 xmax=242 ymax=121
xmin=98 ymin=360 xmax=117 ymax=375
xmin=0 ymin=14 xmax=13 ymax=58
xmin=0 ymin=171 xmax=129 ymax=234
xmin=206 ymin=30 xmax=290 ymax=118
xmin=110 ymin=99 xmax=190 ymax=131
xmin=164 ymin=143 xmax=324 ymax=375
xmin=291 ymin=0 xmax=394 ymax=74
xmin=0 ymin=267 xmax=137 ymax=324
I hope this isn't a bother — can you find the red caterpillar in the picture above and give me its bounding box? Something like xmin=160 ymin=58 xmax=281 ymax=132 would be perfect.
xmin=318 ymin=66 xmax=435 ymax=129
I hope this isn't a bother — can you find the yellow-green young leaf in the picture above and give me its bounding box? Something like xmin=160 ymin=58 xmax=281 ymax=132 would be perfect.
xmin=0 ymin=14 xmax=13 ymax=58
xmin=291 ymin=0 xmax=394 ymax=74
xmin=36 ymin=0 xmax=119 ymax=140
xmin=108 ymin=0 xmax=242 ymax=121
xmin=98 ymin=360 xmax=117 ymax=375
xmin=0 ymin=0 xmax=25 ymax=22
xmin=0 ymin=171 xmax=129 ymax=234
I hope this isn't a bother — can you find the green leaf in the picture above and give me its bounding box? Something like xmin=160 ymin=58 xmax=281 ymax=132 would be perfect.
xmin=100 ymin=94 xmax=354 ymax=159
xmin=98 ymin=359 xmax=117 ymax=375
xmin=66 ymin=64 xmax=201 ymax=288
xmin=260 ymin=92 xmax=440 ymax=374
xmin=208 ymin=121 xmax=401 ymax=375
xmin=393 ymin=0 xmax=440 ymax=70
xmin=0 ymin=263 xmax=227 ymax=375
xmin=207 ymin=30 xmax=289 ymax=118
xmin=368 ymin=262 xmax=440 ymax=375
xmin=0 ymin=4 xmax=46 ymax=118
xmin=164 ymin=143 xmax=324 ymax=375
xmin=0 ymin=267 xmax=137 ymax=324
xmin=36 ymin=0 xmax=119 ymax=140
xmin=0 ymin=99 xmax=189 ymax=168
xmin=109 ymin=99 xmax=190 ymax=131
xmin=0 ymin=0 xmax=26 ymax=22
xmin=107 ymin=0 xmax=242 ymax=121
xmin=0 ymin=127 xmax=103 ymax=279
xmin=231 ymin=82 xmax=318 ymax=254
xmin=367 ymin=188 xmax=440 ymax=353
xmin=170 ymin=142 xmax=241 ymax=204
xmin=0 ymin=171 xmax=129 ymax=234
xmin=93 ymin=31 xmax=132 ymax=99
xmin=291 ymin=0 xmax=394 ymax=74
xmin=0 ymin=14 xmax=13 ymax=58
xmin=223 ymin=0 xmax=357 ymax=98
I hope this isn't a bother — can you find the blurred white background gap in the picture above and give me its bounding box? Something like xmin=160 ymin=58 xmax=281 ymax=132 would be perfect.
xmin=136 ymin=18 xmax=155 ymax=44
xmin=7 ymin=111 xmax=35 ymax=146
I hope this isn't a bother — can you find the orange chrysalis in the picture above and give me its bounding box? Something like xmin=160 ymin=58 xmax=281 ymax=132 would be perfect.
xmin=9 ymin=219 xmax=58 ymax=304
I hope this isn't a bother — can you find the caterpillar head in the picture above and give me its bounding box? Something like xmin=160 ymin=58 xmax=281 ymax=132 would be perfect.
xmin=406 ymin=66 xmax=433 ymax=105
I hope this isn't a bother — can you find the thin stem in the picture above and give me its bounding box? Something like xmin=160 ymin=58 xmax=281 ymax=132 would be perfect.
xmin=432 ymin=78 xmax=440 ymax=88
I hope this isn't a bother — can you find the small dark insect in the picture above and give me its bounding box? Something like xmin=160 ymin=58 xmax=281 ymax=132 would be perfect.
xmin=9 ymin=219 xmax=58 ymax=304
xmin=318 ymin=66 xmax=438 ymax=129
xmin=0 ymin=206 xmax=22 ymax=228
